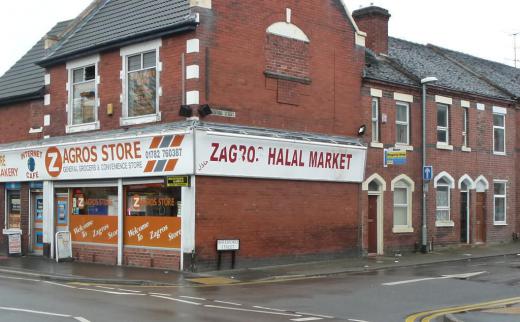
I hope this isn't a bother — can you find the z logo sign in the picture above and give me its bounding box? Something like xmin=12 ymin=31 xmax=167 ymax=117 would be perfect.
xmin=45 ymin=147 xmax=62 ymax=177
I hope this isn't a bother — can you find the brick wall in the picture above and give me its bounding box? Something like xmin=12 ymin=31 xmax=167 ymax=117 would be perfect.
xmin=123 ymin=247 xmax=180 ymax=270
xmin=361 ymin=82 xmax=517 ymax=253
xmin=195 ymin=176 xmax=361 ymax=270
xmin=0 ymin=100 xmax=43 ymax=144
xmin=72 ymin=243 xmax=118 ymax=265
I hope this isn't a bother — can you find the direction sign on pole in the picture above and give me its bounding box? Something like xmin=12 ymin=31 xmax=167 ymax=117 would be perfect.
xmin=423 ymin=166 xmax=433 ymax=181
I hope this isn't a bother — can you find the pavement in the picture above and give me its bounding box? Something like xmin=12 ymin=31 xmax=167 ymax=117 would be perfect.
xmin=0 ymin=242 xmax=519 ymax=288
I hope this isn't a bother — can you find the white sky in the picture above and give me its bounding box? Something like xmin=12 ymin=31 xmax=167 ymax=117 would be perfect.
xmin=0 ymin=0 xmax=519 ymax=76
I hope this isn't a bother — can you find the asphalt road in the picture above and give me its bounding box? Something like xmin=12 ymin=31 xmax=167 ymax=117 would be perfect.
xmin=1 ymin=255 xmax=520 ymax=322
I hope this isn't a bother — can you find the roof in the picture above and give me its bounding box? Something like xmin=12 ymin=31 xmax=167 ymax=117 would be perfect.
xmin=364 ymin=37 xmax=518 ymax=101
xmin=0 ymin=20 xmax=71 ymax=104
xmin=0 ymin=121 xmax=364 ymax=152
xmin=40 ymin=0 xmax=196 ymax=66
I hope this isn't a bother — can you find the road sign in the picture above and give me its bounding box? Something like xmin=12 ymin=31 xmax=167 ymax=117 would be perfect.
xmin=423 ymin=166 xmax=433 ymax=181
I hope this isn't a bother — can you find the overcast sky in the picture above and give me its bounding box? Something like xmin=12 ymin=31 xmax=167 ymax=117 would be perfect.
xmin=0 ymin=0 xmax=519 ymax=76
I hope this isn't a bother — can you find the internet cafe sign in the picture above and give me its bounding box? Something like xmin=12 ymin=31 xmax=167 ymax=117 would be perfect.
xmin=0 ymin=132 xmax=193 ymax=182
xmin=195 ymin=130 xmax=367 ymax=182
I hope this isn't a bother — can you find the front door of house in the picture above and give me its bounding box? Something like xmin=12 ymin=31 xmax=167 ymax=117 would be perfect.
xmin=368 ymin=195 xmax=378 ymax=254
xmin=475 ymin=193 xmax=486 ymax=243
xmin=30 ymin=192 xmax=44 ymax=254
xmin=460 ymin=191 xmax=469 ymax=243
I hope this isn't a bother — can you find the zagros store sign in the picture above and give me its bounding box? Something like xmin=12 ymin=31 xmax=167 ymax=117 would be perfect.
xmin=195 ymin=130 xmax=367 ymax=183
xmin=0 ymin=132 xmax=193 ymax=182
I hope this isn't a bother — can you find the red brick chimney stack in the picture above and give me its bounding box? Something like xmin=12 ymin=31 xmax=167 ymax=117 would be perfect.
xmin=352 ymin=6 xmax=391 ymax=55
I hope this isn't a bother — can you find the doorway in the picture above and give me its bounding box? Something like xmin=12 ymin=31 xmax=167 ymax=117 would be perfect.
xmin=460 ymin=190 xmax=469 ymax=243
xmin=475 ymin=192 xmax=486 ymax=243
xmin=29 ymin=191 xmax=44 ymax=254
xmin=368 ymin=195 xmax=378 ymax=253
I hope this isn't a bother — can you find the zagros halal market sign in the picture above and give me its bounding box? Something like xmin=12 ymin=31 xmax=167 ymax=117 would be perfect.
xmin=0 ymin=133 xmax=193 ymax=182
xmin=195 ymin=130 xmax=367 ymax=183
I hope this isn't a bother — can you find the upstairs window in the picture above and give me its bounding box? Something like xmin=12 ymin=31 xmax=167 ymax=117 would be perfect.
xmin=493 ymin=113 xmax=505 ymax=154
xmin=371 ymin=98 xmax=380 ymax=143
xmin=396 ymin=102 xmax=409 ymax=145
xmin=127 ymin=51 xmax=157 ymax=117
xmin=71 ymin=65 xmax=97 ymax=125
xmin=462 ymin=107 xmax=469 ymax=147
xmin=437 ymin=103 xmax=449 ymax=144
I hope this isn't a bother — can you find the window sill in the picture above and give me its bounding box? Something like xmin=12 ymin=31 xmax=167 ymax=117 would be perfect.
xmin=394 ymin=144 xmax=413 ymax=151
xmin=493 ymin=152 xmax=507 ymax=156
xmin=436 ymin=143 xmax=453 ymax=151
xmin=435 ymin=220 xmax=455 ymax=227
xmin=461 ymin=146 xmax=472 ymax=152
xmin=393 ymin=226 xmax=414 ymax=234
xmin=120 ymin=113 xmax=161 ymax=126
xmin=493 ymin=222 xmax=507 ymax=226
xmin=2 ymin=228 xmax=22 ymax=235
xmin=370 ymin=142 xmax=384 ymax=149
xmin=66 ymin=121 xmax=100 ymax=134
xmin=29 ymin=127 xmax=43 ymax=134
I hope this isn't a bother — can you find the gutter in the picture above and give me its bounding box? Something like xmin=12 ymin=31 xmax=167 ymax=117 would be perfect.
xmin=37 ymin=18 xmax=198 ymax=68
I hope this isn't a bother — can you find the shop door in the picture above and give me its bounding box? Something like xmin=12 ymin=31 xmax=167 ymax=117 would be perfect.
xmin=368 ymin=195 xmax=378 ymax=254
xmin=30 ymin=192 xmax=44 ymax=254
xmin=460 ymin=192 xmax=469 ymax=243
xmin=475 ymin=193 xmax=486 ymax=243
xmin=55 ymin=193 xmax=69 ymax=234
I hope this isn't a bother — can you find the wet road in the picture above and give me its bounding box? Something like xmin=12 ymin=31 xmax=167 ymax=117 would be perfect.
xmin=1 ymin=255 xmax=520 ymax=322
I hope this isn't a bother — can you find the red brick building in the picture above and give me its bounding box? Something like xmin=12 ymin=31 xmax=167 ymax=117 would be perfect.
xmin=0 ymin=1 xmax=518 ymax=271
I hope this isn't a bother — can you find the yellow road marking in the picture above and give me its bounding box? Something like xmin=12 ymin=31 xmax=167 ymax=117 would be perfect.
xmin=405 ymin=296 xmax=520 ymax=322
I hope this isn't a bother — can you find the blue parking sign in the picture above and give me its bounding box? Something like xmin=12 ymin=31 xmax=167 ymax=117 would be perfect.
xmin=423 ymin=166 xmax=433 ymax=181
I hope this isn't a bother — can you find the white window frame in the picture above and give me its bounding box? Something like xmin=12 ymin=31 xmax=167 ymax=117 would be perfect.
xmin=391 ymin=175 xmax=415 ymax=233
xmin=120 ymin=39 xmax=162 ymax=126
xmin=437 ymin=103 xmax=449 ymax=145
xmin=434 ymin=172 xmax=455 ymax=227
xmin=371 ymin=97 xmax=380 ymax=143
xmin=66 ymin=55 xmax=100 ymax=134
xmin=395 ymin=101 xmax=410 ymax=145
xmin=493 ymin=180 xmax=507 ymax=225
xmin=493 ymin=113 xmax=506 ymax=155
xmin=462 ymin=107 xmax=469 ymax=148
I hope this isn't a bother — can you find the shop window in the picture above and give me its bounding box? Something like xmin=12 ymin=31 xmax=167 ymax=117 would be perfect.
xmin=6 ymin=191 xmax=21 ymax=230
xmin=69 ymin=187 xmax=119 ymax=244
xmin=124 ymin=183 xmax=182 ymax=248
xmin=494 ymin=181 xmax=507 ymax=225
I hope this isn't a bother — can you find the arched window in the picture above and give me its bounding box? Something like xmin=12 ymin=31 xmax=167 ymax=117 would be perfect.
xmin=391 ymin=175 xmax=414 ymax=233
xmin=362 ymin=173 xmax=386 ymax=192
xmin=434 ymin=172 xmax=455 ymax=226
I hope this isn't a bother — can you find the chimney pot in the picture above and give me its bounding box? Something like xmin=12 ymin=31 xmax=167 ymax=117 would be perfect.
xmin=352 ymin=6 xmax=391 ymax=55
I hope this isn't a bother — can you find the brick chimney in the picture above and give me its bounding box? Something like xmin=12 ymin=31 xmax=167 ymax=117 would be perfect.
xmin=352 ymin=6 xmax=391 ymax=55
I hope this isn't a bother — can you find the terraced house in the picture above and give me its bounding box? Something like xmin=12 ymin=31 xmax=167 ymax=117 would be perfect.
xmin=0 ymin=1 xmax=517 ymax=271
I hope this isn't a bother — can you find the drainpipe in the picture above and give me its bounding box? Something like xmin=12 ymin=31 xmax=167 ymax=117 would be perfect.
xmin=421 ymin=77 xmax=437 ymax=253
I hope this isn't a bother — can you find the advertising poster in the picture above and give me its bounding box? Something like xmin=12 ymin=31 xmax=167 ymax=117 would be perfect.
xmin=124 ymin=216 xmax=181 ymax=248
xmin=70 ymin=215 xmax=118 ymax=245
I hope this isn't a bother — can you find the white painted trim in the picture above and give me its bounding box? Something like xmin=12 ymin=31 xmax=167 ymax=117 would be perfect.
xmin=66 ymin=54 xmax=100 ymax=70
xmin=436 ymin=143 xmax=454 ymax=151
xmin=120 ymin=112 xmax=162 ymax=126
xmin=435 ymin=95 xmax=453 ymax=105
xmin=393 ymin=226 xmax=414 ymax=233
xmin=267 ymin=22 xmax=310 ymax=43
xmin=461 ymin=100 xmax=470 ymax=108
xmin=186 ymin=65 xmax=200 ymax=79
xmin=362 ymin=173 xmax=387 ymax=191
xmin=391 ymin=174 xmax=415 ymax=192
xmin=338 ymin=0 xmax=362 ymax=33
xmin=44 ymin=94 xmax=51 ymax=106
xmin=65 ymin=121 xmax=100 ymax=134
xmin=461 ymin=146 xmax=472 ymax=152
xmin=355 ymin=31 xmax=366 ymax=47
xmin=434 ymin=171 xmax=455 ymax=189
xmin=475 ymin=175 xmax=489 ymax=192
xmin=29 ymin=127 xmax=43 ymax=134
xmin=43 ymin=114 xmax=51 ymax=127
xmin=186 ymin=39 xmax=200 ymax=53
xmin=394 ymin=92 xmax=413 ymax=103
xmin=44 ymin=74 xmax=51 ymax=86
xmin=493 ymin=180 xmax=507 ymax=225
xmin=493 ymin=106 xmax=507 ymax=115
xmin=435 ymin=220 xmax=455 ymax=227
xmin=458 ymin=174 xmax=475 ymax=190
xmin=370 ymin=142 xmax=384 ymax=149
xmin=186 ymin=91 xmax=200 ymax=105
xmin=370 ymin=88 xmax=383 ymax=98
xmin=476 ymin=103 xmax=485 ymax=111
xmin=189 ymin=0 xmax=212 ymax=9
xmin=394 ymin=144 xmax=414 ymax=151
xmin=120 ymin=39 xmax=162 ymax=57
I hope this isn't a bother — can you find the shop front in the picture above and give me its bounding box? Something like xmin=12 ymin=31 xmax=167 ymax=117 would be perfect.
xmin=0 ymin=121 xmax=367 ymax=270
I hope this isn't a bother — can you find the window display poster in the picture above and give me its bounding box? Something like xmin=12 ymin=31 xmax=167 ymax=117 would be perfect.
xmin=70 ymin=215 xmax=118 ymax=244
xmin=35 ymin=196 xmax=43 ymax=221
xmin=57 ymin=201 xmax=67 ymax=225
xmin=8 ymin=233 xmax=21 ymax=255
xmin=56 ymin=231 xmax=72 ymax=261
